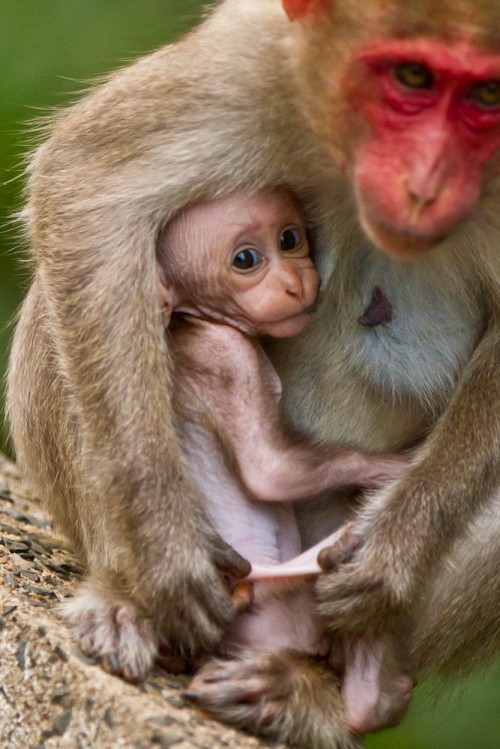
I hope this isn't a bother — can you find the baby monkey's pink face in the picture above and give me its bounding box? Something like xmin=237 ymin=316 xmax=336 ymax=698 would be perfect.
xmin=163 ymin=188 xmax=320 ymax=338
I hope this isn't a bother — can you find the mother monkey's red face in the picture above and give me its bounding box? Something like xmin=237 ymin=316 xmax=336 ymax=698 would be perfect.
xmin=283 ymin=0 xmax=500 ymax=258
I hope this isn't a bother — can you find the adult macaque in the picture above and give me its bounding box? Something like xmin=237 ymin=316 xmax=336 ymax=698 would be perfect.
xmin=7 ymin=0 xmax=500 ymax=747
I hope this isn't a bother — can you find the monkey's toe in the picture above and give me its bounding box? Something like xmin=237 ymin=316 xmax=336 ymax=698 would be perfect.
xmin=62 ymin=582 xmax=158 ymax=682
xmin=184 ymin=654 xmax=361 ymax=749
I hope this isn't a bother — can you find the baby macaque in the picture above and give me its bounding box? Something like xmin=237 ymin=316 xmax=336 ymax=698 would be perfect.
xmin=157 ymin=186 xmax=414 ymax=734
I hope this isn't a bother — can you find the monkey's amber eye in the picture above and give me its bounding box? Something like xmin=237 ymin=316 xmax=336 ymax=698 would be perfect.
xmin=468 ymin=81 xmax=500 ymax=108
xmin=279 ymin=227 xmax=302 ymax=252
xmin=394 ymin=62 xmax=434 ymax=89
xmin=232 ymin=248 xmax=264 ymax=272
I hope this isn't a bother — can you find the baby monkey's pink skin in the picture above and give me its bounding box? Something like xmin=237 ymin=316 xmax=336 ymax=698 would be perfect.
xmin=154 ymin=187 xmax=414 ymax=734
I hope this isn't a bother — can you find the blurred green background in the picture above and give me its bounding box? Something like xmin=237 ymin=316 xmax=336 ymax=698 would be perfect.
xmin=0 ymin=3 xmax=498 ymax=747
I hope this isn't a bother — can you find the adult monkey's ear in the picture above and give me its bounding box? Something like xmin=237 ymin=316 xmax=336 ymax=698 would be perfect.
xmin=282 ymin=0 xmax=330 ymax=21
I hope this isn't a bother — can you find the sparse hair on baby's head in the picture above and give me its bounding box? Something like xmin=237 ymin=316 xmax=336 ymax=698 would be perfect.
xmin=156 ymin=186 xmax=304 ymax=302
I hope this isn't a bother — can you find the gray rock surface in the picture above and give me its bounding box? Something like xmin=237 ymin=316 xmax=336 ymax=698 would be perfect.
xmin=0 ymin=453 xmax=282 ymax=749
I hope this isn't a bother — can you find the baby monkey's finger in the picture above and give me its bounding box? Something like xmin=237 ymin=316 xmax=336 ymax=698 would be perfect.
xmin=231 ymin=581 xmax=254 ymax=613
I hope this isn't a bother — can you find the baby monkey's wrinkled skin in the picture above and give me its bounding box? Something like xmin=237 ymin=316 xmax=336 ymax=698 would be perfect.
xmin=153 ymin=187 xmax=414 ymax=736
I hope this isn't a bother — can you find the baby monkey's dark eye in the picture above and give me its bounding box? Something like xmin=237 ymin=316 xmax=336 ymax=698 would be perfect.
xmin=279 ymin=227 xmax=302 ymax=251
xmin=232 ymin=248 xmax=263 ymax=272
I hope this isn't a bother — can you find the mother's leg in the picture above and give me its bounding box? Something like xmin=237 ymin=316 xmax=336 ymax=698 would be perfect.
xmin=187 ymin=652 xmax=360 ymax=749
xmin=411 ymin=491 xmax=500 ymax=675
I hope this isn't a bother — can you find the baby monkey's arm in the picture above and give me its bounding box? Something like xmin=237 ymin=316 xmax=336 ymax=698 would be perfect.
xmin=191 ymin=323 xmax=409 ymax=503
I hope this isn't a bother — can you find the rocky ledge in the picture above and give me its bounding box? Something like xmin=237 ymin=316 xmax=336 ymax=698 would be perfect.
xmin=0 ymin=453 xmax=280 ymax=749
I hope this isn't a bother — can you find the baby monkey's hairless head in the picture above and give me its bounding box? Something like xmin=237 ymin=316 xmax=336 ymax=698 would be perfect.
xmin=157 ymin=187 xmax=320 ymax=338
